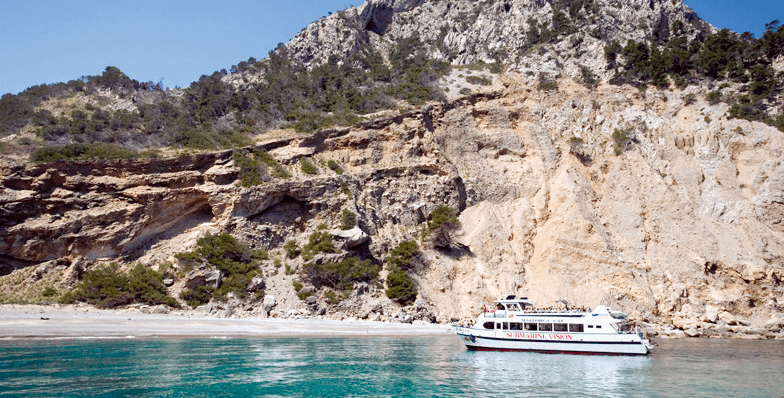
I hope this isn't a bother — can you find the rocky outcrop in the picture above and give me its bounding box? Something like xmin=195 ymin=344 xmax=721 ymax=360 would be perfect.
xmin=233 ymin=0 xmax=712 ymax=86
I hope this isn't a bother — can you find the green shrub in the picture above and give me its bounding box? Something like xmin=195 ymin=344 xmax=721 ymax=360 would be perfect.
xmin=254 ymin=249 xmax=269 ymax=261
xmin=285 ymin=264 xmax=294 ymax=275
xmin=127 ymin=263 xmax=179 ymax=307
xmin=706 ymin=90 xmax=723 ymax=105
xmin=324 ymin=290 xmax=341 ymax=304
xmin=340 ymin=209 xmax=357 ymax=230
xmin=775 ymin=115 xmax=784 ymax=132
xmin=340 ymin=181 xmax=352 ymax=198
xmin=42 ymin=286 xmax=57 ymax=297
xmin=387 ymin=240 xmax=419 ymax=269
xmin=300 ymin=157 xmax=319 ymax=174
xmin=327 ymin=159 xmax=343 ymax=174
xmin=173 ymin=233 xmax=262 ymax=301
xmin=612 ymin=128 xmax=632 ymax=155
xmin=179 ymin=286 xmax=215 ymax=308
xmin=303 ymin=257 xmax=380 ymax=290
xmin=60 ymin=264 xmax=129 ymax=307
xmin=254 ymin=150 xmax=290 ymax=179
xmin=31 ymin=143 xmax=141 ymax=163
xmin=427 ymin=205 xmax=459 ymax=232
xmin=284 ymin=240 xmax=301 ymax=259
xmin=60 ymin=263 xmax=178 ymax=308
xmin=581 ymin=66 xmax=598 ymax=89
xmin=292 ymin=280 xmax=303 ymax=292
xmin=537 ymin=79 xmax=558 ymax=91
xmin=234 ymin=150 xmax=264 ymax=187
xmin=465 ymin=75 xmax=492 ymax=86
xmin=385 ymin=266 xmax=417 ymax=305
xmin=423 ymin=205 xmax=461 ymax=248
xmin=302 ymin=227 xmax=337 ymax=261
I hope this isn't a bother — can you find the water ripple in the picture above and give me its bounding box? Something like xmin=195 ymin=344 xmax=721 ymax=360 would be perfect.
xmin=0 ymin=336 xmax=782 ymax=397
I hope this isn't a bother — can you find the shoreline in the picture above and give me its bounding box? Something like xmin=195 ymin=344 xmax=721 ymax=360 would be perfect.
xmin=1 ymin=304 xmax=781 ymax=341
xmin=0 ymin=304 xmax=453 ymax=339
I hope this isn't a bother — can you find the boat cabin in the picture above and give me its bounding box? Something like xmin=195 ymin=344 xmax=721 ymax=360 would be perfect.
xmin=477 ymin=295 xmax=633 ymax=335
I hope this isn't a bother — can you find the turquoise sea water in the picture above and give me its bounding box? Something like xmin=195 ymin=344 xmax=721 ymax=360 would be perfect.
xmin=1 ymin=336 xmax=782 ymax=397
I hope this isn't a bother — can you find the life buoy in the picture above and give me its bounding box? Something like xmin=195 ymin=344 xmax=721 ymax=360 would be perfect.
xmin=469 ymin=334 xmax=476 ymax=343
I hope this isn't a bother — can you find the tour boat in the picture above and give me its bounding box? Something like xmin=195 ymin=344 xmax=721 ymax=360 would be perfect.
xmin=452 ymin=295 xmax=653 ymax=355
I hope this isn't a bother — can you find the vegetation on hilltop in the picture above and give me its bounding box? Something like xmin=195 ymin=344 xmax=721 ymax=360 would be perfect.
xmin=1 ymin=33 xmax=454 ymax=161
xmin=606 ymin=20 xmax=784 ymax=130
xmin=4 ymin=3 xmax=784 ymax=163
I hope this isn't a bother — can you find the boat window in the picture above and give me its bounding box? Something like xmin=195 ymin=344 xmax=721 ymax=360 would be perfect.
xmin=553 ymin=323 xmax=568 ymax=332
xmin=538 ymin=323 xmax=552 ymax=331
xmin=508 ymin=303 xmax=520 ymax=311
xmin=483 ymin=322 xmax=494 ymax=330
xmin=596 ymin=325 xmax=601 ymax=329
xmin=503 ymin=322 xmax=509 ymax=330
xmin=524 ymin=323 xmax=537 ymax=331
xmin=496 ymin=303 xmax=505 ymax=310
xmin=568 ymin=324 xmax=584 ymax=333
xmin=510 ymin=322 xmax=522 ymax=331
xmin=587 ymin=325 xmax=594 ymax=328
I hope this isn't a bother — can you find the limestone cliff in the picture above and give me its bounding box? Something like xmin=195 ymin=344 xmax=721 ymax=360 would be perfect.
xmin=229 ymin=0 xmax=711 ymax=85
xmin=2 ymin=76 xmax=783 ymax=337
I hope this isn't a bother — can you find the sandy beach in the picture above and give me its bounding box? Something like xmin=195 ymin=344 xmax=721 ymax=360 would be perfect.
xmin=0 ymin=304 xmax=453 ymax=339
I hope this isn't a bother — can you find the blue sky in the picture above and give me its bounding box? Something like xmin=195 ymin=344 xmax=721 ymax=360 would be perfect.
xmin=1 ymin=0 xmax=781 ymax=96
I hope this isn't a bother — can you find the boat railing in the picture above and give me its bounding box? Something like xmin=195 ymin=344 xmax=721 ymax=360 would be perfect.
xmin=519 ymin=308 xmax=592 ymax=314
xmin=483 ymin=308 xmax=595 ymax=317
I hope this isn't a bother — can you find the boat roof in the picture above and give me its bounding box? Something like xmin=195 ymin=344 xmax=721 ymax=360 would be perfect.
xmin=496 ymin=294 xmax=534 ymax=305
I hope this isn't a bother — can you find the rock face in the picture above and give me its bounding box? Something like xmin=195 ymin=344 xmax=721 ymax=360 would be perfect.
xmin=234 ymin=0 xmax=712 ymax=85
xmin=2 ymin=79 xmax=783 ymax=337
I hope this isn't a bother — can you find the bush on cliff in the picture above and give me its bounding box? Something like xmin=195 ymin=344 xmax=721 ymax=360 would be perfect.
xmin=340 ymin=209 xmax=357 ymax=230
xmin=301 ymin=224 xmax=337 ymax=261
xmin=327 ymin=160 xmax=343 ymax=174
xmin=174 ymin=233 xmax=266 ymax=304
xmin=31 ymin=143 xmax=149 ymax=162
xmin=385 ymin=266 xmax=417 ymax=305
xmin=284 ymin=240 xmax=301 ymax=259
xmin=234 ymin=149 xmax=265 ymax=187
xmin=422 ymin=205 xmax=461 ymax=248
xmin=384 ymin=240 xmax=419 ymax=304
xmin=303 ymin=256 xmax=380 ymax=290
xmin=387 ymin=240 xmax=419 ymax=270
xmin=60 ymin=263 xmax=178 ymax=308
xmin=605 ymin=22 xmax=784 ymax=131
xmin=300 ymin=157 xmax=319 ymax=175
xmin=179 ymin=286 xmax=215 ymax=308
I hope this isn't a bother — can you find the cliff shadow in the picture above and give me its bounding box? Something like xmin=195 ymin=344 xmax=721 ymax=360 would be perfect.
xmin=121 ymin=203 xmax=216 ymax=262
xmin=242 ymin=195 xmax=316 ymax=250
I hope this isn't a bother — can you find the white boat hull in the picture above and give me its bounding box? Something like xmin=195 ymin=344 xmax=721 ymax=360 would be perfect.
xmin=453 ymin=326 xmax=651 ymax=356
